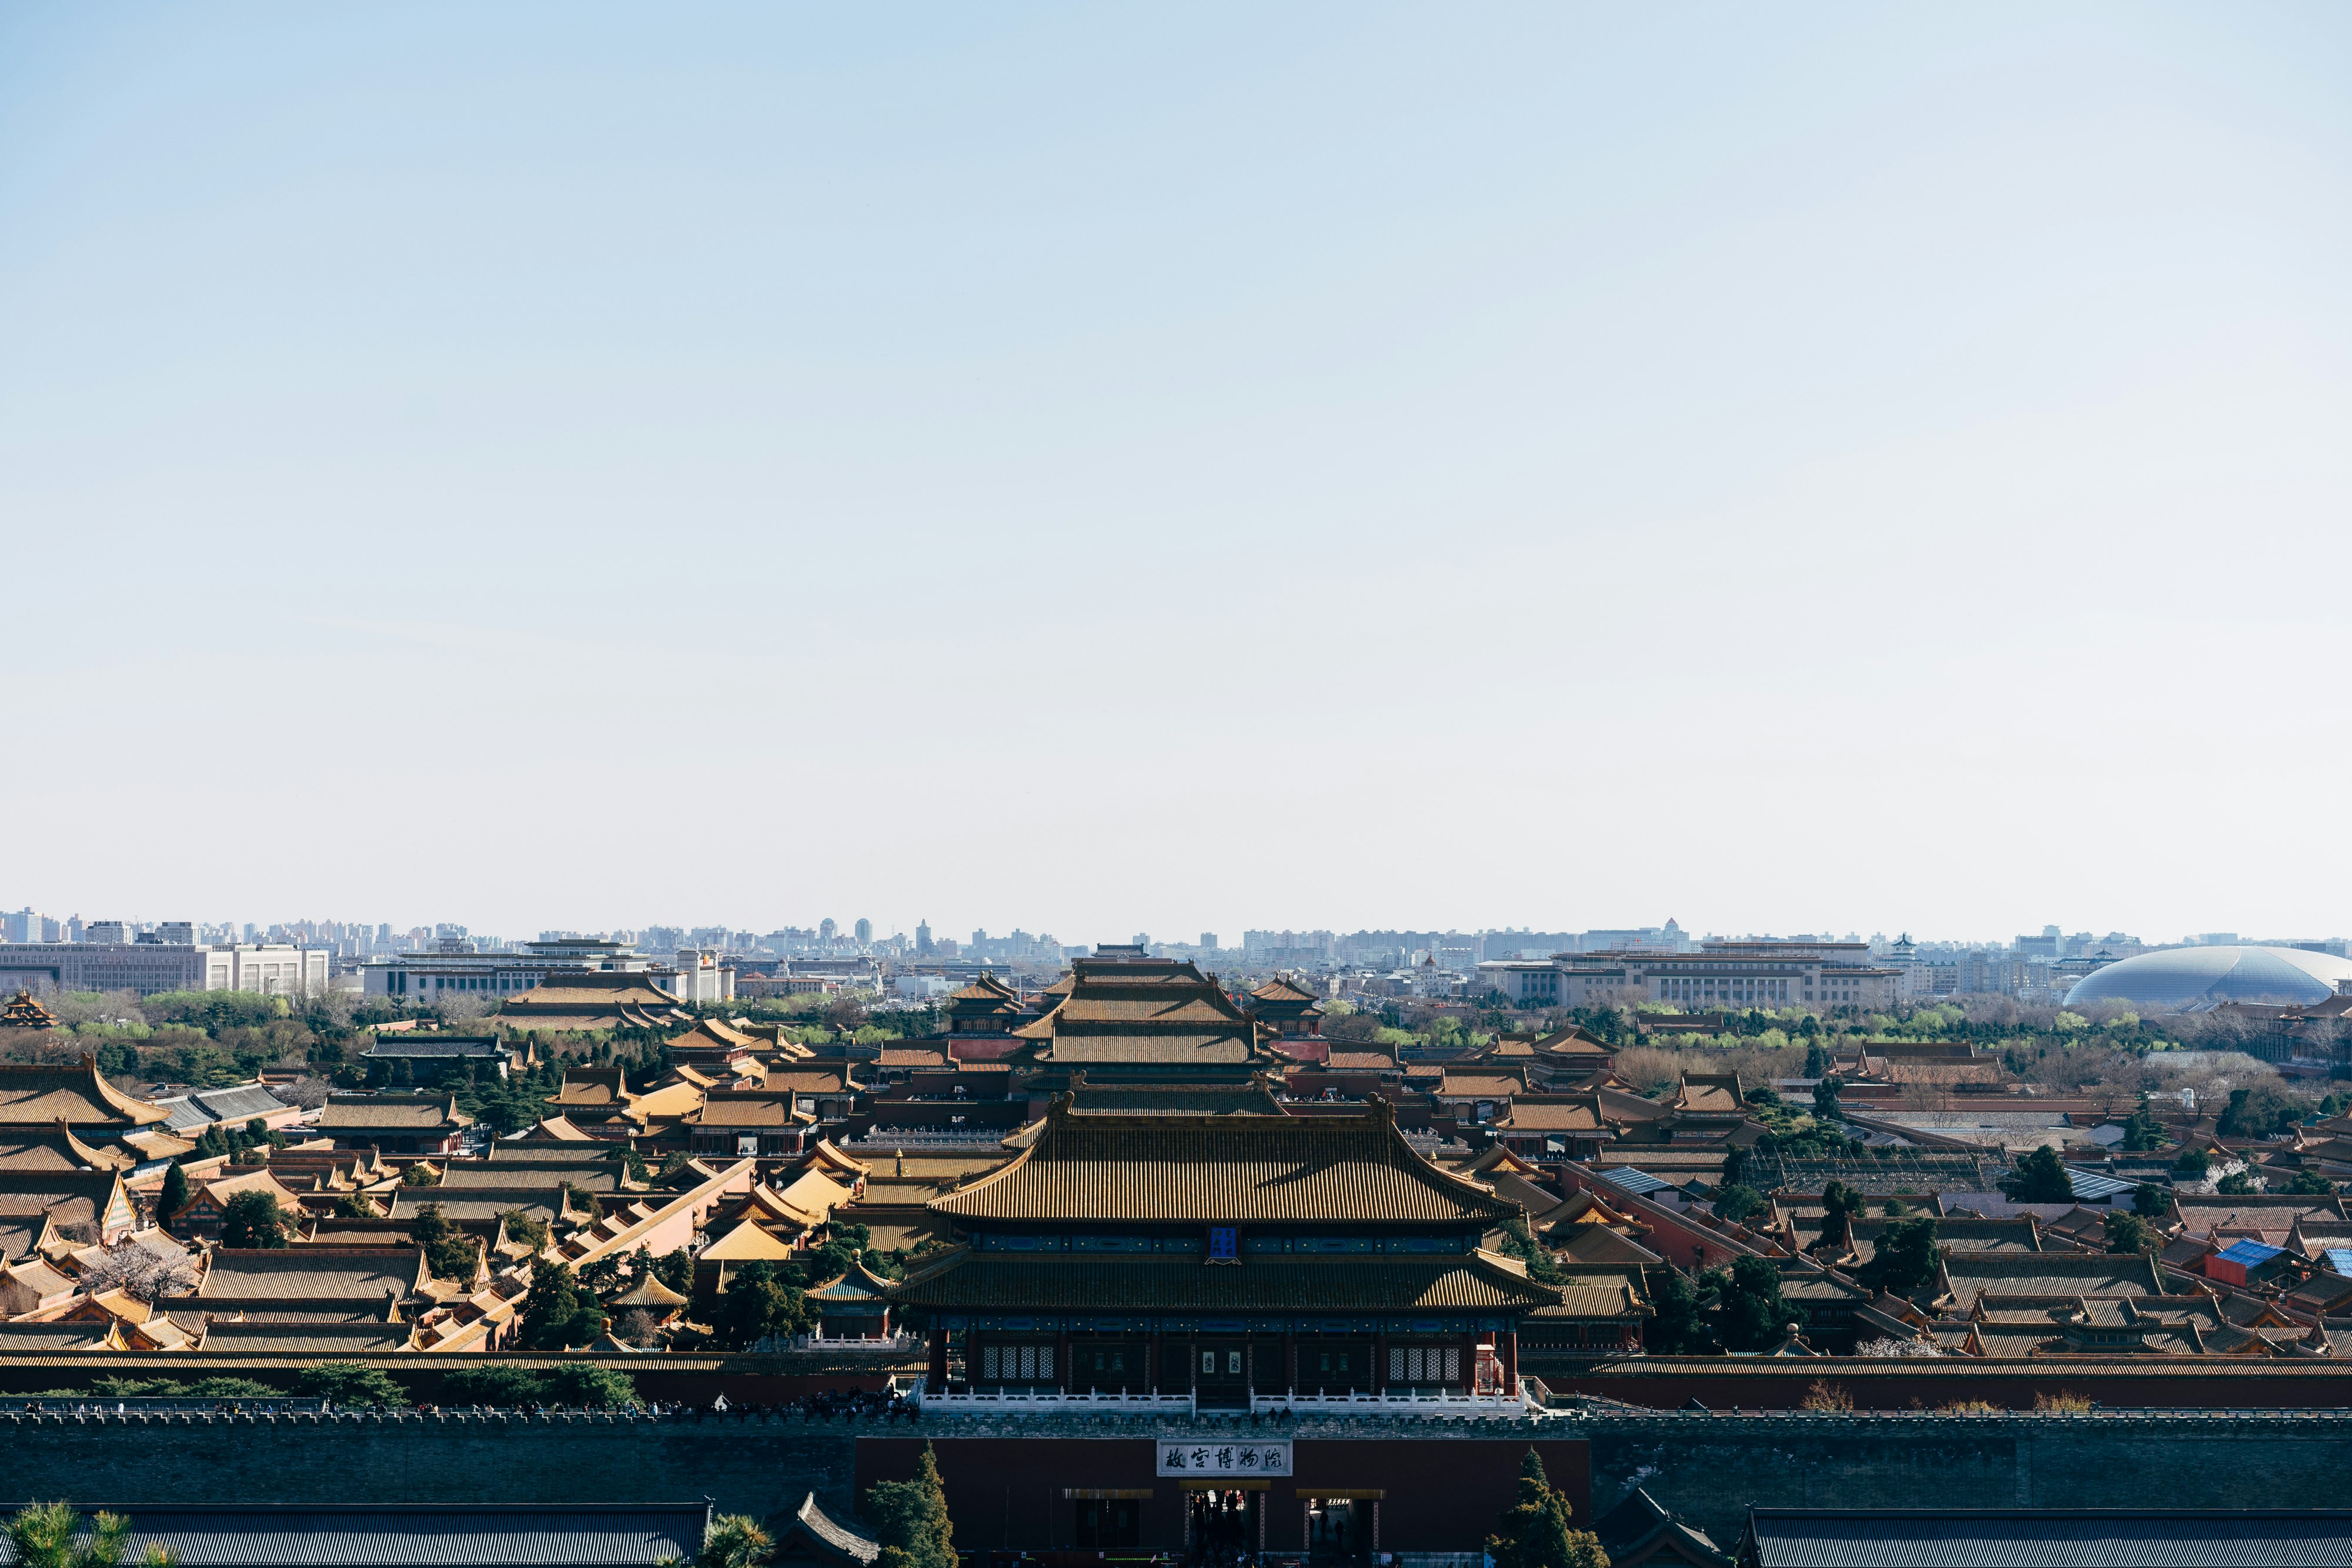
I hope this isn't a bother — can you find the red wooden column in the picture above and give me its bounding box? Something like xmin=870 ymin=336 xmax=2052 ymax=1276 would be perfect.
xmin=1501 ymin=1329 xmax=1519 ymax=1393
xmin=926 ymin=1328 xmax=948 ymax=1389
xmin=1461 ymin=1331 xmax=1479 ymax=1393
xmin=1372 ymin=1329 xmax=1387 ymax=1393
xmin=1057 ymin=1329 xmax=1073 ymax=1393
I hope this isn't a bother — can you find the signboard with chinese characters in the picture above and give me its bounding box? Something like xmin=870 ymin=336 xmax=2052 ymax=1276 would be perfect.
xmin=1157 ymin=1440 xmax=1291 ymax=1477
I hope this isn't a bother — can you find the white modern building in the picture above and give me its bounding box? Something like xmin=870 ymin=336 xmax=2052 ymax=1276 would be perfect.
xmin=1474 ymin=939 xmax=1902 ymax=1011
xmin=0 ymin=934 xmax=328 ymax=998
xmin=362 ymin=936 xmax=734 ymax=1005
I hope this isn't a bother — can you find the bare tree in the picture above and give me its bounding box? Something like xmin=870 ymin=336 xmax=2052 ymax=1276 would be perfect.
xmin=614 ymin=1308 xmax=664 ymax=1348
xmin=275 ymin=1075 xmax=335 ymax=1111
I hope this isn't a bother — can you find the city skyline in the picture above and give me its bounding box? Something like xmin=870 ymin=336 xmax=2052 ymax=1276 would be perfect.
xmin=5 ymin=904 xmax=2332 ymax=959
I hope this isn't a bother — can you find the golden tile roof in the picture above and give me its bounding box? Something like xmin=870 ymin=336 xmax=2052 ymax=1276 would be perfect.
xmin=0 ymin=1058 xmax=171 ymax=1128
xmin=929 ymin=1099 xmax=1516 ymax=1224
xmin=0 ymin=1121 xmax=136 ymax=1172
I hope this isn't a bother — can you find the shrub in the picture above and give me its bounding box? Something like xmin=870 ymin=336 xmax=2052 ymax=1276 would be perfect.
xmin=540 ymin=1362 xmax=640 ymax=1407
xmin=439 ymin=1364 xmax=547 ymax=1406
xmin=295 ymin=1364 xmax=408 ymax=1406
xmin=1799 ymin=1379 xmax=1853 ymax=1412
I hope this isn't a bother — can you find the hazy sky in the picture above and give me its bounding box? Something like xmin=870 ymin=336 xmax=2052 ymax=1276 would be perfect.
xmin=4 ymin=5 xmax=2348 ymax=947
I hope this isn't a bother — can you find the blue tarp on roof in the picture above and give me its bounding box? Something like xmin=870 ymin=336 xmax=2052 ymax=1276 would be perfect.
xmin=2324 ymin=1248 xmax=2352 ymax=1278
xmin=1598 ymin=1167 xmax=1673 ymax=1196
xmin=2217 ymin=1239 xmax=2285 ymax=1266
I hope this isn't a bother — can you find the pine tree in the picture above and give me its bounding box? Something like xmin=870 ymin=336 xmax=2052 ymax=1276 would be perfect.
xmin=689 ymin=1516 xmax=770 ymax=1568
xmin=716 ymin=1261 xmax=804 ymax=1348
xmin=1855 ymin=1218 xmax=1939 ymax=1295
xmin=2000 ymin=1145 xmax=2073 ymax=1202
xmin=220 ymin=1191 xmax=288 ymax=1249
xmin=155 ymin=1163 xmax=191 ymax=1230
xmin=521 ymin=1261 xmax=586 ymax=1350
xmin=866 ymin=1443 xmax=956 ymax=1568
xmin=1715 ymin=1256 xmax=1799 ymax=1352
xmin=655 ymin=1248 xmax=694 ymax=1293
xmin=1486 ymin=1450 xmax=1606 ymax=1568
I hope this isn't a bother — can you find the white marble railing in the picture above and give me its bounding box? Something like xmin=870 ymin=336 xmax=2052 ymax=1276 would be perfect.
xmin=911 ymin=1383 xmax=1197 ymax=1415
xmin=1255 ymin=1385 xmax=1536 ymax=1416
xmin=790 ymin=1332 xmax=922 ymax=1353
xmin=906 ymin=1379 xmax=1541 ymax=1419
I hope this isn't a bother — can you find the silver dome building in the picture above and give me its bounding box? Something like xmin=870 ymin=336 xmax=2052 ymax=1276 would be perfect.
xmin=2063 ymin=944 xmax=2352 ymax=1013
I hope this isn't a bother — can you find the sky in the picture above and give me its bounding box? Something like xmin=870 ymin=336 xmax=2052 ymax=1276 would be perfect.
xmin=3 ymin=5 xmax=2349 ymax=948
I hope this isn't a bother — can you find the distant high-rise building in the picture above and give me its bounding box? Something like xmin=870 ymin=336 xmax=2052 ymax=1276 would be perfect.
xmin=1200 ymin=932 xmax=1218 ymax=951
xmin=854 ymin=917 xmax=873 ymax=945
xmin=819 ymin=918 xmax=838 ymax=943
xmin=916 ymin=920 xmax=933 ymax=957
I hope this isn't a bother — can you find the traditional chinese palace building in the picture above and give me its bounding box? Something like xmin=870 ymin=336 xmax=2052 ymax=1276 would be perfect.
xmin=873 ymin=1091 xmax=1585 ymax=1556
xmin=1003 ymin=955 xmax=1283 ymax=1086
xmin=891 ymin=1093 xmax=1553 ymax=1406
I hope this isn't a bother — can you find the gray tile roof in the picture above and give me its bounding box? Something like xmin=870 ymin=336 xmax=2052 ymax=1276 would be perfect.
xmin=1743 ymin=1509 xmax=2352 ymax=1568
xmin=361 ymin=1035 xmax=507 ymax=1059
xmin=0 ymin=1505 xmax=711 ymax=1567
xmin=196 ymin=1085 xmax=296 ymax=1123
xmin=784 ymin=1495 xmax=877 ymax=1566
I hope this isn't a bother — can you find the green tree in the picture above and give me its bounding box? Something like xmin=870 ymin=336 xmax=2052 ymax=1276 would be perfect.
xmin=653 ymin=1247 xmax=694 ymax=1293
xmin=219 ymin=1190 xmax=289 ymax=1249
xmin=2133 ymin=1182 xmax=2171 ymax=1219
xmin=408 ymin=1202 xmax=477 ymax=1283
xmin=865 ymin=1443 xmax=957 ymax=1568
xmin=2118 ymin=1100 xmax=2166 ymax=1153
xmin=502 ymin=1209 xmax=551 ymax=1253
xmin=440 ymin=1364 xmax=546 ymax=1406
xmin=1645 ymin=1269 xmax=1713 ymax=1353
xmin=1855 ymin=1217 xmax=1939 ymax=1296
xmin=295 ymin=1363 xmax=408 ymax=1406
xmin=540 ymin=1362 xmax=641 ymax=1407
xmin=2000 ymin=1146 xmax=2073 ymax=1203
xmin=1819 ymin=1181 xmax=1866 ymax=1245
xmin=2218 ymin=1169 xmax=2260 ymax=1195
xmin=1811 ymin=1076 xmax=1843 ymax=1122
xmin=715 ymin=1261 xmax=806 ymax=1348
xmin=2217 ymin=1085 xmax=2300 ymax=1140
xmin=8 ymin=1503 xmax=179 ymax=1568
xmin=520 ymin=1261 xmax=600 ymax=1350
xmin=1485 ymin=1449 xmax=1606 ymax=1568
xmin=2103 ymin=1211 xmax=2154 ymax=1255
xmin=155 ymin=1164 xmax=190 ymax=1230
xmin=1713 ymin=1255 xmax=1799 ymax=1352
xmin=1712 ymin=1184 xmax=1764 ymax=1224
xmin=1495 ymin=1216 xmax=1566 ymax=1285
xmin=2174 ymin=1148 xmax=2211 ymax=1178
xmin=2287 ymin=1168 xmax=2339 ymax=1196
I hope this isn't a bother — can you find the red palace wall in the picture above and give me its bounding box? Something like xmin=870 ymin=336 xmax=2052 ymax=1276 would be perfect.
xmin=856 ymin=1434 xmax=1589 ymax=1555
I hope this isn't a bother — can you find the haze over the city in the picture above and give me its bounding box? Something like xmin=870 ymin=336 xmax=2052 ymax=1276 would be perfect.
xmin=4 ymin=4 xmax=2347 ymax=938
